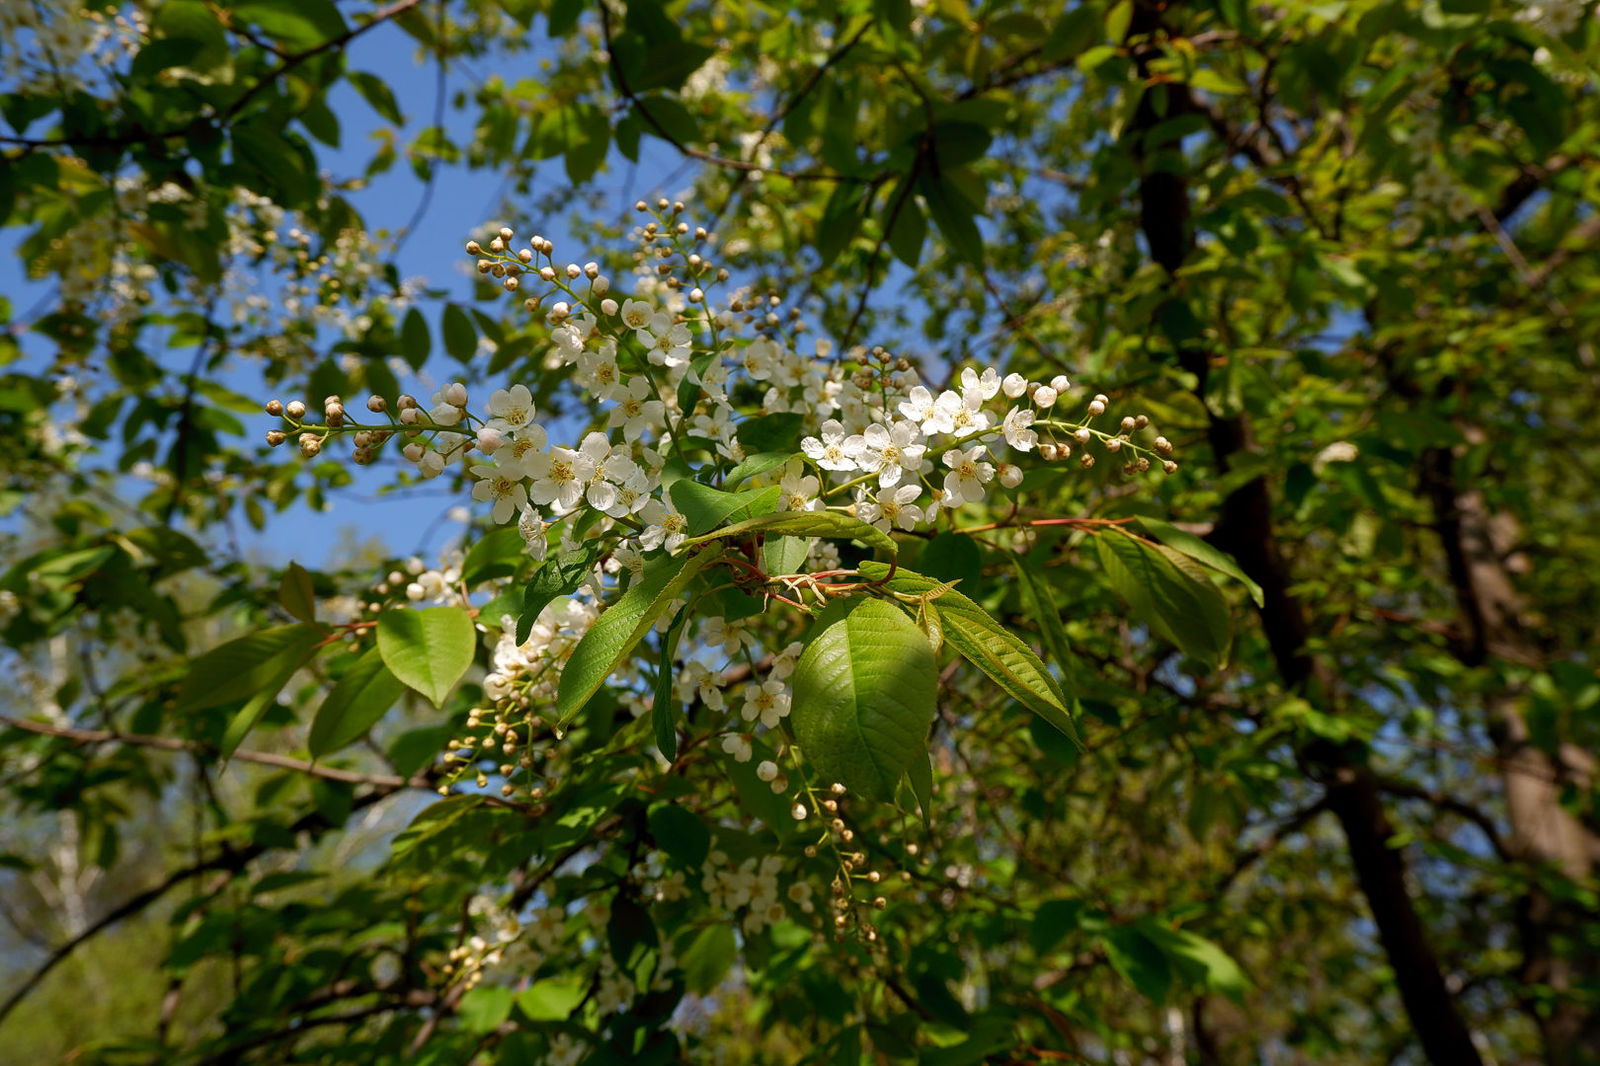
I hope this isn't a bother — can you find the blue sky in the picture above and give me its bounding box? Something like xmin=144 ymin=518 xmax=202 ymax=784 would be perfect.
xmin=2 ymin=16 xmax=693 ymax=571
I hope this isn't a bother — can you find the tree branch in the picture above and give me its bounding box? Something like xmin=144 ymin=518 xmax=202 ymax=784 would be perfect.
xmin=0 ymin=715 xmax=434 ymax=790
xmin=0 ymin=788 xmax=398 ymax=1027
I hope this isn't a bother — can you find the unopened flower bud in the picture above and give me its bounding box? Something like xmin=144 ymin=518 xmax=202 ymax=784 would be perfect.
xmin=265 ymin=430 xmax=287 ymax=446
xmin=600 ymin=298 xmax=619 ymax=316
xmin=465 ymin=240 xmax=482 ymax=255
xmin=592 ymin=276 xmax=610 ymax=294
xmin=367 ymin=395 xmax=386 ymax=413
xmin=477 ymin=426 xmax=504 ymax=454
xmin=1073 ymin=427 xmax=1092 ymax=443
xmin=1087 ymin=399 xmax=1106 ymax=417
xmin=300 ymin=436 xmax=321 ymax=458
xmin=265 ymin=399 xmax=283 ymax=416
xmin=444 ymin=382 xmax=468 ymax=406
xmin=584 ymin=261 xmax=599 ymax=278
xmin=504 ymin=275 xmax=519 ymax=291
xmin=1162 ymin=459 xmax=1179 ymax=474
xmin=285 ymin=400 xmax=307 ymax=420
xmin=550 ymin=301 xmax=569 ymax=319
xmin=1050 ymin=374 xmax=1071 ymax=392
xmin=1032 ymin=385 xmax=1057 ymax=408
xmin=498 ymin=226 xmax=513 ymax=241
xmin=998 ymin=463 xmax=1023 ymax=488
xmin=402 ymin=442 xmax=425 ymax=462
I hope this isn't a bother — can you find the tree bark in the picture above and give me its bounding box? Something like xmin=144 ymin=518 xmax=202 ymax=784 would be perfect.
xmin=1420 ymin=440 xmax=1600 ymax=1064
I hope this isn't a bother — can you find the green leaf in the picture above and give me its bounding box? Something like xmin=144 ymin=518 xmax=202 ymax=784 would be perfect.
xmin=1133 ymin=516 xmax=1264 ymax=607
xmin=919 ymin=532 xmax=981 ymax=595
xmin=400 ymin=307 xmax=430 ymax=370
xmin=763 ymin=529 xmax=811 ymax=577
xmin=1101 ymin=925 xmax=1171 ymax=1002
xmin=517 ymin=545 xmax=598 ymax=644
xmin=735 ymin=411 xmax=805 ymax=453
xmin=308 ymin=646 xmax=407 ymax=758
xmin=724 ymin=450 xmax=797 ymax=488
xmin=919 ymin=174 xmax=984 ymax=268
xmin=460 ymin=525 xmax=528 ymax=586
xmin=1138 ymin=921 xmax=1250 ymax=1004
xmin=1105 ymin=0 xmax=1133 ymax=42
xmin=680 ymin=924 xmax=737 ymax=994
xmin=1043 ymin=5 xmax=1100 ymax=62
xmin=278 ymin=561 xmax=316 ymax=625
xmin=441 ymin=303 xmax=476 ymax=362
xmin=376 ymin=606 xmax=477 ymax=707
xmin=348 ymin=71 xmax=403 ymax=125
xmin=791 ymin=598 xmax=937 ymax=801
xmin=1094 ymin=528 xmax=1232 ymax=667
xmin=668 ymin=480 xmax=782 ymax=536
xmin=906 ymin=746 xmax=933 ymax=827
xmin=1010 ymin=558 xmax=1072 ymax=675
xmin=515 ymin=976 xmax=587 ymax=1022
xmin=652 ymin=613 xmax=685 ymax=760
xmin=176 ymin=624 xmax=323 ymax=714
xmin=647 ymin=804 xmax=710 ymax=868
xmin=457 ymin=984 xmax=514 ymax=1033
xmin=680 ymin=509 xmax=895 ymax=556
xmin=886 ymin=186 xmax=927 ymax=268
xmin=555 ymin=549 xmax=725 ymax=726
xmin=817 ymin=183 xmax=866 ymax=267
xmin=857 ymin=562 xmax=1079 ymax=746
xmin=229 ymin=0 xmax=346 ymax=48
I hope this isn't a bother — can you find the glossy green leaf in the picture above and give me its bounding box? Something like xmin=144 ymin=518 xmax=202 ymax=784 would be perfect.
xmin=441 ymin=303 xmax=476 ymax=362
xmin=1095 ymin=528 xmax=1232 ymax=667
xmin=679 ymin=509 xmax=895 ymax=556
xmin=176 ymin=624 xmax=323 ymax=714
xmin=555 ymin=548 xmax=724 ymax=725
xmin=858 ymin=562 xmax=1080 ymax=746
xmin=668 ymin=479 xmax=781 ymax=536
xmin=1133 ymin=515 xmax=1264 ymax=607
xmin=278 ymin=561 xmax=316 ymax=625
xmin=791 ymin=598 xmax=936 ymax=801
xmin=308 ymin=646 xmax=407 ymax=758
xmin=517 ymin=545 xmax=599 ymax=644
xmin=515 ymin=977 xmax=587 ymax=1022
xmin=376 ymin=606 xmax=477 ymax=707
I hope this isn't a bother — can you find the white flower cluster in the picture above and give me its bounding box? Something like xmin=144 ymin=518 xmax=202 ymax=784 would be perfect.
xmin=1515 ymin=0 xmax=1590 ymax=36
xmin=701 ymin=848 xmax=813 ymax=935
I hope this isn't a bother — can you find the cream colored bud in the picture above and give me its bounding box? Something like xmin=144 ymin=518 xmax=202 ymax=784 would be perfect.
xmin=565 ymin=263 xmax=581 ymax=279
xmin=285 ymin=400 xmax=307 ymax=419
xmin=498 ymin=226 xmax=513 ymax=241
xmin=1086 ymin=399 xmax=1106 ymax=417
xmin=600 ymin=298 xmax=619 ymax=316
xmin=503 ymin=276 xmax=519 ymax=292
xmin=367 ymin=395 xmax=386 ymax=413
xmin=1154 ymin=436 xmax=1173 ymax=454
xmin=265 ymin=430 xmax=287 ymax=446
xmin=592 ymin=276 xmax=610 ymax=294
xmin=299 ymin=436 xmax=321 ymax=458
xmin=265 ymin=399 xmax=283 ymax=416
xmin=465 ymin=240 xmax=482 ymax=255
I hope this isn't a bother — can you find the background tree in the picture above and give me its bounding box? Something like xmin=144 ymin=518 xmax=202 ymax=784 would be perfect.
xmin=1 ymin=1 xmax=1597 ymax=1064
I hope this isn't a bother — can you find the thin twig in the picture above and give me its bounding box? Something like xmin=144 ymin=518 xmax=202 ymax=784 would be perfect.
xmin=0 ymin=715 xmax=433 ymax=790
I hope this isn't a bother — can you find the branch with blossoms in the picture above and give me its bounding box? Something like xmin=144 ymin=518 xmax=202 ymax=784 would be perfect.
xmin=251 ymin=198 xmax=1239 ymax=825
